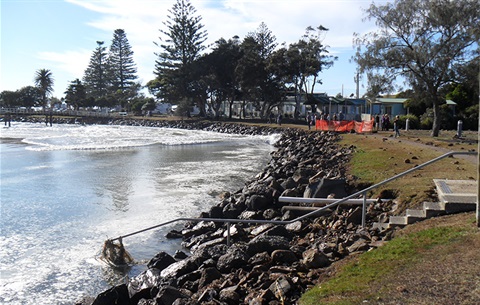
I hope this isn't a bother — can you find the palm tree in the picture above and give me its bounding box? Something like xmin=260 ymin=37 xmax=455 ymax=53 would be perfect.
xmin=34 ymin=69 xmax=54 ymax=109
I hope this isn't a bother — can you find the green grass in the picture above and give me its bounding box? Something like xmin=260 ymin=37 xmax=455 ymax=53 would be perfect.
xmin=299 ymin=226 xmax=469 ymax=305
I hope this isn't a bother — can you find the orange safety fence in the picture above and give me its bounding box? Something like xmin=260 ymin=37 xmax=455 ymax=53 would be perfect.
xmin=315 ymin=119 xmax=375 ymax=133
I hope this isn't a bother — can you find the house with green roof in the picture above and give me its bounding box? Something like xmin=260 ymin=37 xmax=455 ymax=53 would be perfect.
xmin=367 ymin=98 xmax=457 ymax=118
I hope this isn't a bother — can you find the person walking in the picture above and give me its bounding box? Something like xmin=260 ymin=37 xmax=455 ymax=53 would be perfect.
xmin=393 ymin=115 xmax=401 ymax=138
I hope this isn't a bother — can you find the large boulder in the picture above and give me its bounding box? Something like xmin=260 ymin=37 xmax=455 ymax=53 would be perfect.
xmin=147 ymin=251 xmax=176 ymax=271
xmin=246 ymin=235 xmax=290 ymax=256
xmin=217 ymin=246 xmax=250 ymax=273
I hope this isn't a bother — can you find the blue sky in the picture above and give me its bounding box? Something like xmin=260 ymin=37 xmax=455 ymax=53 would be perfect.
xmin=1 ymin=0 xmax=389 ymax=99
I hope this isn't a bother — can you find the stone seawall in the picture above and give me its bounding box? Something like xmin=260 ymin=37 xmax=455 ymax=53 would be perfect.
xmin=25 ymin=118 xmax=395 ymax=305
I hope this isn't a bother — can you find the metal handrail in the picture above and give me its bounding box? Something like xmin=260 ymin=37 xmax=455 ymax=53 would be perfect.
xmin=110 ymin=151 xmax=477 ymax=245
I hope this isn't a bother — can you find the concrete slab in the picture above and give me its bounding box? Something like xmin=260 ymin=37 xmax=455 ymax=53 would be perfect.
xmin=434 ymin=179 xmax=478 ymax=204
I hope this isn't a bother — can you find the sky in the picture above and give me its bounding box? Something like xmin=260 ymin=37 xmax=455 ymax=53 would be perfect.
xmin=1 ymin=0 xmax=390 ymax=99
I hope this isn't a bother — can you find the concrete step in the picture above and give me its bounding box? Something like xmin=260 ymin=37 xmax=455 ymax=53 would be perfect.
xmin=423 ymin=202 xmax=446 ymax=217
xmin=388 ymin=216 xmax=408 ymax=226
xmin=406 ymin=209 xmax=426 ymax=218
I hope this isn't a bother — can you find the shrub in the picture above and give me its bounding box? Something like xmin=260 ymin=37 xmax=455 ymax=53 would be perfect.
xmin=401 ymin=114 xmax=419 ymax=130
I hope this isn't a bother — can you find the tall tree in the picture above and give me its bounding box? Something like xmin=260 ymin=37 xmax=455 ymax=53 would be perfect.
xmin=34 ymin=68 xmax=54 ymax=108
xmin=17 ymin=86 xmax=42 ymax=108
xmin=236 ymin=23 xmax=280 ymax=119
xmin=83 ymin=41 xmax=110 ymax=100
xmin=202 ymin=37 xmax=242 ymax=119
xmin=153 ymin=0 xmax=208 ymax=104
xmin=108 ymin=29 xmax=139 ymax=108
xmin=0 ymin=90 xmax=20 ymax=108
xmin=354 ymin=0 xmax=480 ymax=137
xmin=283 ymin=26 xmax=337 ymax=118
xmin=64 ymin=79 xmax=87 ymax=110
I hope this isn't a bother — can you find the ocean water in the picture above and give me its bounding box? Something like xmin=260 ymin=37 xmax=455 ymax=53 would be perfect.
xmin=0 ymin=122 xmax=278 ymax=304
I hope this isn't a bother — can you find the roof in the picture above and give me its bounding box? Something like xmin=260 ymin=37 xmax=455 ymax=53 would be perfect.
xmin=374 ymin=98 xmax=409 ymax=104
xmin=369 ymin=98 xmax=457 ymax=106
xmin=303 ymin=93 xmax=364 ymax=106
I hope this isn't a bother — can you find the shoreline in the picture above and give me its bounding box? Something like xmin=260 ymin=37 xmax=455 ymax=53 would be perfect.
xmin=11 ymin=117 xmax=399 ymax=305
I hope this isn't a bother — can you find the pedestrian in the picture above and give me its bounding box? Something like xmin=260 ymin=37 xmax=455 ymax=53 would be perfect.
xmin=5 ymin=112 xmax=11 ymax=127
xmin=277 ymin=113 xmax=282 ymax=125
xmin=393 ymin=115 xmax=401 ymax=137
xmin=375 ymin=114 xmax=380 ymax=131
xmin=385 ymin=114 xmax=390 ymax=131
xmin=306 ymin=113 xmax=312 ymax=130
xmin=268 ymin=112 xmax=274 ymax=124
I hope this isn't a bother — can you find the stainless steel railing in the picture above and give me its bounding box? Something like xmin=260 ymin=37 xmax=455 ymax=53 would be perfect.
xmin=110 ymin=151 xmax=477 ymax=245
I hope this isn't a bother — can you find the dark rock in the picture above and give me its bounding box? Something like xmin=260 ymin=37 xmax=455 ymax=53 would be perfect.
xmin=92 ymin=284 xmax=129 ymax=305
xmin=154 ymin=286 xmax=189 ymax=305
xmin=147 ymin=251 xmax=176 ymax=271
xmin=302 ymin=248 xmax=330 ymax=268
xmin=209 ymin=205 xmax=224 ymax=218
xmin=198 ymin=267 xmax=222 ymax=288
xmin=311 ymin=178 xmax=348 ymax=198
xmin=248 ymin=251 xmax=271 ymax=266
xmin=262 ymin=225 xmax=290 ymax=238
xmin=347 ymin=238 xmax=369 ymax=253
xmin=346 ymin=207 xmax=363 ymax=225
xmin=222 ymin=202 xmax=244 ymax=219
xmin=280 ymin=177 xmax=297 ymax=190
xmin=173 ymin=250 xmax=188 ymax=260
xmin=271 ymin=249 xmax=298 ymax=264
xmin=177 ymin=270 xmax=201 ymax=287
xmin=247 ymin=194 xmax=270 ymax=211
xmin=246 ymin=235 xmax=290 ymax=256
xmin=217 ymin=246 xmax=250 ymax=272
xmin=166 ymin=229 xmax=183 ymax=239
xmin=182 ymin=221 xmax=216 ymax=239
xmin=269 ymin=275 xmax=292 ymax=300
xmin=219 ymin=286 xmax=240 ymax=305
xmin=160 ymin=254 xmax=204 ymax=279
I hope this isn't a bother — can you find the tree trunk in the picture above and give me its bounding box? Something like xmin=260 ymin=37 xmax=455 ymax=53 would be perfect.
xmin=431 ymin=96 xmax=441 ymax=137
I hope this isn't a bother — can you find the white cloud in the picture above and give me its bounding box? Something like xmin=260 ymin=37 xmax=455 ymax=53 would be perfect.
xmin=37 ymin=50 xmax=91 ymax=78
xmin=57 ymin=0 xmax=385 ymax=96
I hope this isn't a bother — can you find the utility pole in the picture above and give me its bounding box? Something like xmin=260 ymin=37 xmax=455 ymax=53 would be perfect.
xmin=477 ymin=60 xmax=479 ymax=227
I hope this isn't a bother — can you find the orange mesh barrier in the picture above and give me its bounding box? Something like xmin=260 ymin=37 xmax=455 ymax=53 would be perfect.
xmin=315 ymin=119 xmax=374 ymax=133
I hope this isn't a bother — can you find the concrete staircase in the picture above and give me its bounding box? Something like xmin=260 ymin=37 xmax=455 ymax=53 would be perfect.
xmin=373 ymin=179 xmax=478 ymax=230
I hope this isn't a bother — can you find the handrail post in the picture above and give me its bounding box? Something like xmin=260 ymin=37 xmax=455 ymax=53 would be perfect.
xmin=362 ymin=191 xmax=367 ymax=228
xmin=226 ymin=222 xmax=231 ymax=246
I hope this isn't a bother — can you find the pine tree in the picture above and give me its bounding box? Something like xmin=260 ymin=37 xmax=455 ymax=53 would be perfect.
xmin=153 ymin=0 xmax=208 ymax=102
xmin=108 ymin=29 xmax=138 ymax=107
xmin=83 ymin=41 xmax=109 ymax=100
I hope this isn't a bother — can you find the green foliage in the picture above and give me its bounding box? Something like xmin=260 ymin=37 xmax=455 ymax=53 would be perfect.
xmin=83 ymin=41 xmax=110 ymax=99
xmin=64 ymin=79 xmax=87 ymax=110
xmin=175 ymin=99 xmax=193 ymax=117
xmin=401 ymin=114 xmax=419 ymax=130
xmin=354 ymin=0 xmax=480 ymax=136
xmin=0 ymin=90 xmax=20 ymax=107
xmin=153 ymin=0 xmax=207 ymax=103
xmin=108 ymin=29 xmax=139 ymax=104
xmin=420 ymin=109 xmax=434 ymax=130
xmin=34 ymin=68 xmax=54 ymax=107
